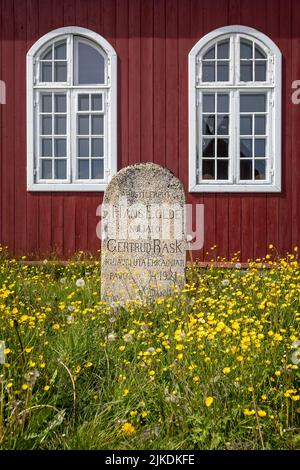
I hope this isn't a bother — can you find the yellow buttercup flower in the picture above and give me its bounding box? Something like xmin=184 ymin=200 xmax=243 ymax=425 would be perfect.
xmin=291 ymin=395 xmax=300 ymax=401
xmin=205 ymin=396 xmax=214 ymax=407
xmin=121 ymin=422 xmax=136 ymax=436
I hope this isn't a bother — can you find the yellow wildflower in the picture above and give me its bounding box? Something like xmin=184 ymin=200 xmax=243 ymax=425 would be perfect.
xmin=205 ymin=396 xmax=214 ymax=407
xmin=121 ymin=422 xmax=135 ymax=436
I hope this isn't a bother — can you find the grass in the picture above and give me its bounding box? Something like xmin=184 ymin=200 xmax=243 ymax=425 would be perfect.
xmin=0 ymin=246 xmax=299 ymax=450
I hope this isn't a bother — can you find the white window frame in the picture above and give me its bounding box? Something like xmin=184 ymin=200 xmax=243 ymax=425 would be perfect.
xmin=189 ymin=25 xmax=282 ymax=193
xmin=27 ymin=26 xmax=117 ymax=192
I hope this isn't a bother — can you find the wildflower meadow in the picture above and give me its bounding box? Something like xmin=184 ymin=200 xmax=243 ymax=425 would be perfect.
xmin=0 ymin=245 xmax=299 ymax=450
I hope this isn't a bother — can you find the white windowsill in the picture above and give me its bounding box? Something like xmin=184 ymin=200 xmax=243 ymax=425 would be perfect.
xmin=27 ymin=182 xmax=108 ymax=192
xmin=189 ymin=183 xmax=281 ymax=193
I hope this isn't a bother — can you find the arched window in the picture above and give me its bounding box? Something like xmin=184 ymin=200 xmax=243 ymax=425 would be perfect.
xmin=27 ymin=27 xmax=117 ymax=191
xmin=188 ymin=26 xmax=281 ymax=192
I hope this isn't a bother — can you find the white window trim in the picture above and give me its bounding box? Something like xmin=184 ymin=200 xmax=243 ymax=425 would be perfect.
xmin=188 ymin=25 xmax=282 ymax=193
xmin=27 ymin=26 xmax=117 ymax=192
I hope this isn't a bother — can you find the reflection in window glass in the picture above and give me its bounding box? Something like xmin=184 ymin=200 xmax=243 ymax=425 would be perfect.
xmin=239 ymin=93 xmax=267 ymax=181
xmin=194 ymin=29 xmax=278 ymax=189
xmin=202 ymin=39 xmax=230 ymax=82
xmin=77 ymin=41 xmax=105 ymax=84
xmin=200 ymin=92 xmax=230 ymax=181
xmin=240 ymin=39 xmax=267 ymax=82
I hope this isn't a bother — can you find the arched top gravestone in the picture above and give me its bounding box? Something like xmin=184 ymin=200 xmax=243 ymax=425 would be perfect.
xmin=100 ymin=163 xmax=186 ymax=303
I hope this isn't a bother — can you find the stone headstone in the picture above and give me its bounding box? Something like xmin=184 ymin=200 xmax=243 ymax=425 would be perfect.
xmin=100 ymin=163 xmax=186 ymax=303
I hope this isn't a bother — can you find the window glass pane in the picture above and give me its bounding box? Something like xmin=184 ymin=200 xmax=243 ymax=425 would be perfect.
xmin=217 ymin=160 xmax=228 ymax=180
xmin=217 ymin=40 xmax=229 ymax=59
xmin=240 ymin=39 xmax=253 ymax=59
xmin=203 ymin=94 xmax=215 ymax=113
xmin=91 ymin=138 xmax=104 ymax=157
xmin=255 ymin=62 xmax=266 ymax=81
xmin=78 ymin=138 xmax=89 ymax=158
xmin=41 ymin=160 xmax=52 ymax=179
xmin=42 ymin=94 xmax=52 ymax=113
xmin=42 ymin=138 xmax=52 ymax=157
xmin=240 ymin=94 xmax=266 ymax=112
xmin=41 ymin=62 xmax=52 ymax=82
xmin=202 ymin=62 xmax=215 ymax=81
xmin=202 ymin=116 xmax=215 ymax=135
xmin=202 ymin=138 xmax=215 ymax=158
xmin=240 ymin=62 xmax=253 ymax=81
xmin=78 ymin=95 xmax=90 ymax=111
xmin=217 ymin=94 xmax=229 ymax=113
xmin=92 ymin=159 xmax=104 ymax=179
xmin=255 ymin=45 xmax=266 ymax=59
xmin=91 ymin=115 xmax=104 ymax=135
xmin=78 ymin=160 xmax=90 ymax=179
xmin=255 ymin=116 xmax=266 ymax=135
xmin=202 ymin=160 xmax=215 ymax=179
xmin=240 ymin=116 xmax=252 ymax=135
xmin=240 ymin=160 xmax=252 ymax=180
xmin=217 ymin=116 xmax=229 ymax=135
xmin=217 ymin=138 xmax=228 ymax=157
xmin=77 ymin=41 xmax=105 ymax=84
xmin=54 ymin=62 xmax=67 ymax=82
xmin=54 ymin=138 xmax=66 ymax=157
xmin=55 ymin=95 xmax=66 ymax=113
xmin=255 ymin=160 xmax=266 ymax=180
xmin=91 ymin=94 xmax=103 ymax=111
xmin=203 ymin=46 xmax=215 ymax=60
xmin=41 ymin=45 xmax=52 ymax=60
xmin=78 ymin=116 xmax=89 ymax=135
xmin=55 ymin=116 xmax=66 ymax=135
xmin=54 ymin=41 xmax=66 ymax=60
xmin=255 ymin=138 xmax=265 ymax=158
xmin=240 ymin=139 xmax=252 ymax=158
xmin=42 ymin=116 xmax=52 ymax=135
xmin=55 ymin=159 xmax=67 ymax=179
xmin=217 ymin=62 xmax=229 ymax=81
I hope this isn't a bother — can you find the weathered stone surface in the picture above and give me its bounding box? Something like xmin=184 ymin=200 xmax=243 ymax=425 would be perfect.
xmin=100 ymin=163 xmax=186 ymax=302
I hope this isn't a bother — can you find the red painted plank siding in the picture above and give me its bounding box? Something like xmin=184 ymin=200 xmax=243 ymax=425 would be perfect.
xmin=153 ymin=0 xmax=166 ymax=169
xmin=26 ymin=0 xmax=39 ymax=258
xmin=141 ymin=0 xmax=154 ymax=163
xmin=128 ymin=0 xmax=141 ymax=166
xmin=291 ymin=0 xmax=300 ymax=251
xmin=278 ymin=0 xmax=293 ymax=257
xmin=0 ymin=0 xmax=299 ymax=261
xmin=165 ymin=0 xmax=179 ymax=177
xmin=1 ymin=0 xmax=15 ymax=254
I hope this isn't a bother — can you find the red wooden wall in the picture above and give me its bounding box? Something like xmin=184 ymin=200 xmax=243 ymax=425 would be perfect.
xmin=0 ymin=0 xmax=299 ymax=261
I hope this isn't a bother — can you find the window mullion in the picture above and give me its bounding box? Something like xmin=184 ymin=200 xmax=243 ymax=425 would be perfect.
xmin=197 ymin=89 xmax=202 ymax=184
xmin=69 ymin=89 xmax=74 ymax=183
xmin=232 ymin=89 xmax=238 ymax=184
xmin=35 ymin=90 xmax=40 ymax=182
xmin=231 ymin=35 xmax=235 ymax=86
xmin=68 ymin=34 xmax=73 ymax=86
xmin=268 ymin=89 xmax=273 ymax=183
xmin=234 ymin=34 xmax=239 ymax=86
